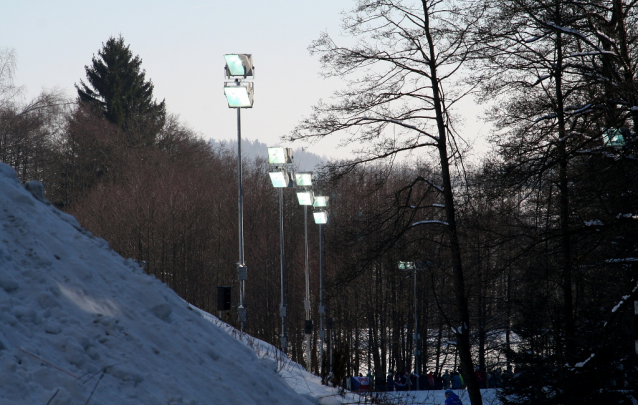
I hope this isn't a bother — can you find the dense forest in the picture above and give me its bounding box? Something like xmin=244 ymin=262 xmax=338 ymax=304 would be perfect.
xmin=1 ymin=0 xmax=637 ymax=403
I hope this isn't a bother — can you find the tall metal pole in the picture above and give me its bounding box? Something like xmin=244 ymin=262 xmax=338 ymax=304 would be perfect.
xmin=237 ymin=107 xmax=246 ymax=332
xmin=400 ymin=261 xmax=423 ymax=389
xmin=414 ymin=267 xmax=419 ymax=390
xmin=329 ymin=323 xmax=333 ymax=375
xmin=279 ymin=187 xmax=287 ymax=352
xmin=304 ymin=204 xmax=311 ymax=372
xmin=319 ymin=223 xmax=325 ymax=376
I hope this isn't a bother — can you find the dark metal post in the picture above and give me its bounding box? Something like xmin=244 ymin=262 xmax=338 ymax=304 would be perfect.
xmin=304 ymin=204 xmax=311 ymax=371
xmin=237 ymin=107 xmax=246 ymax=332
xmin=319 ymin=223 xmax=325 ymax=375
xmin=279 ymin=187 xmax=287 ymax=352
xmin=414 ymin=267 xmax=419 ymax=390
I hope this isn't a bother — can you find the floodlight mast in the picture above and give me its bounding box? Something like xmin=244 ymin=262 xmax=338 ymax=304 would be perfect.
xmin=296 ymin=172 xmax=314 ymax=372
xmin=223 ymin=54 xmax=255 ymax=332
xmin=313 ymin=195 xmax=329 ymax=376
xmin=398 ymin=260 xmax=429 ymax=390
xmin=268 ymin=147 xmax=294 ymax=353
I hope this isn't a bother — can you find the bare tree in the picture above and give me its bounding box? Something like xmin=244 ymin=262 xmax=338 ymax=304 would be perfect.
xmin=286 ymin=1 xmax=484 ymax=402
xmin=0 ymin=47 xmax=70 ymax=187
xmin=470 ymin=0 xmax=638 ymax=401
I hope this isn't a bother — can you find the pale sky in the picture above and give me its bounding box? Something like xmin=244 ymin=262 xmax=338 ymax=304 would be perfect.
xmin=1 ymin=0 xmax=489 ymax=162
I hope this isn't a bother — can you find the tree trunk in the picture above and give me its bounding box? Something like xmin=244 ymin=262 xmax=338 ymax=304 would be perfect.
xmin=422 ymin=0 xmax=480 ymax=401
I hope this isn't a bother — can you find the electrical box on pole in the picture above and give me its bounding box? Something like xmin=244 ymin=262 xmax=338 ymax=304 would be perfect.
xmin=217 ymin=286 xmax=231 ymax=311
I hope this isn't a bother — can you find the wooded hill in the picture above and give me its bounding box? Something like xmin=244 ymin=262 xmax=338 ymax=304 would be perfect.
xmin=2 ymin=3 xmax=638 ymax=401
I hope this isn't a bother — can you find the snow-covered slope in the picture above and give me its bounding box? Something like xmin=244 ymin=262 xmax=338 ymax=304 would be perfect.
xmin=0 ymin=163 xmax=317 ymax=405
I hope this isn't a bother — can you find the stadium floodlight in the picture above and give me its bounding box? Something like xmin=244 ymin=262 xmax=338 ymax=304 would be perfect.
xmin=603 ymin=127 xmax=626 ymax=147
xmin=223 ymin=53 xmax=255 ymax=333
xmin=296 ymin=190 xmax=314 ymax=206
xmin=223 ymin=82 xmax=254 ymax=108
xmin=295 ymin=172 xmax=313 ymax=187
xmin=313 ymin=211 xmax=328 ymax=224
xmin=313 ymin=196 xmax=329 ymax=208
xmin=294 ymin=172 xmax=315 ymax=372
xmin=399 ymin=259 xmax=427 ymax=387
xmin=224 ymin=54 xmax=254 ymax=78
xmin=398 ymin=261 xmax=415 ymax=270
xmin=313 ymin=194 xmax=330 ymax=374
xmin=268 ymin=147 xmax=293 ymax=165
xmin=267 ymin=147 xmax=294 ymax=354
xmin=269 ymin=170 xmax=294 ymax=188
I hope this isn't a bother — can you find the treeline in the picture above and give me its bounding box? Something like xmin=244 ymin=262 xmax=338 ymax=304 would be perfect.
xmin=2 ymin=12 xmax=638 ymax=404
xmin=283 ymin=0 xmax=638 ymax=404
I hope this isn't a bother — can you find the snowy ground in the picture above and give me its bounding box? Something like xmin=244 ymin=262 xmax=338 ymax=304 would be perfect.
xmin=192 ymin=305 xmax=501 ymax=405
xmin=0 ymin=162 xmax=500 ymax=405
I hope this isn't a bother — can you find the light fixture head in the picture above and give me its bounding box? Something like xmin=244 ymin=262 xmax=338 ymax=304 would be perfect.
xmin=224 ymin=82 xmax=254 ymax=108
xmin=269 ymin=170 xmax=294 ymax=188
xmin=313 ymin=211 xmax=328 ymax=224
xmin=295 ymin=172 xmax=313 ymax=187
xmin=603 ymin=127 xmax=626 ymax=147
xmin=313 ymin=196 xmax=329 ymax=208
xmin=224 ymin=54 xmax=254 ymax=78
xmin=268 ymin=147 xmax=293 ymax=165
xmin=398 ymin=261 xmax=415 ymax=270
xmin=296 ymin=190 xmax=314 ymax=206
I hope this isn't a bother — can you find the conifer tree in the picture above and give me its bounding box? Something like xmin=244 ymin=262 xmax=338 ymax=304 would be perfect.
xmin=76 ymin=36 xmax=165 ymax=147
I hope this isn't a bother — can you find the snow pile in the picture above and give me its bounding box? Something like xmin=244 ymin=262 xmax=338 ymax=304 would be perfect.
xmin=0 ymin=163 xmax=319 ymax=405
xmin=188 ymin=306 xmax=354 ymax=405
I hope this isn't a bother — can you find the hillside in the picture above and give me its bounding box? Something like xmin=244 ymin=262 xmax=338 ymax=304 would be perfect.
xmin=209 ymin=138 xmax=327 ymax=171
xmin=0 ymin=162 xmax=319 ymax=405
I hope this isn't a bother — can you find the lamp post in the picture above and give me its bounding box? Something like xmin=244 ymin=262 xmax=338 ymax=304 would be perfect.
xmin=296 ymin=172 xmax=314 ymax=372
xmin=267 ymin=147 xmax=295 ymax=353
xmin=223 ymin=54 xmax=254 ymax=332
xmin=327 ymin=316 xmax=334 ymax=376
xmin=398 ymin=260 xmax=429 ymax=390
xmin=313 ymin=196 xmax=329 ymax=376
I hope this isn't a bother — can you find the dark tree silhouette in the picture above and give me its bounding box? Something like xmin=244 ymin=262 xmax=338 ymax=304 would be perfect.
xmin=76 ymin=35 xmax=165 ymax=147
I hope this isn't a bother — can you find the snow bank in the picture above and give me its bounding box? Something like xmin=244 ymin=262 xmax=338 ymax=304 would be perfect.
xmin=0 ymin=163 xmax=315 ymax=405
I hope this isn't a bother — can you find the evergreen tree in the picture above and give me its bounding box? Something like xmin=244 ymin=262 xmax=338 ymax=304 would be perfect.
xmin=76 ymin=36 xmax=166 ymax=147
